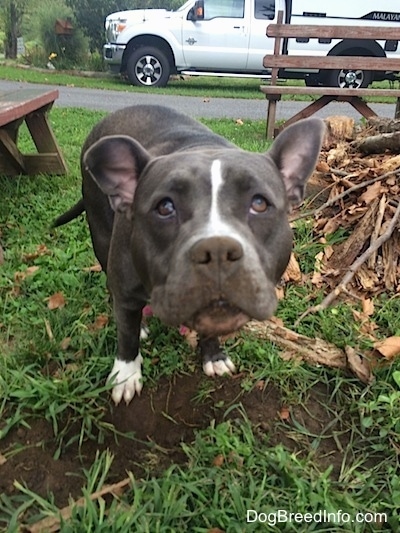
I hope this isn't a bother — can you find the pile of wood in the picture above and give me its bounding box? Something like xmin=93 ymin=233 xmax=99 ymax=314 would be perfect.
xmin=243 ymin=116 xmax=400 ymax=384
xmin=297 ymin=115 xmax=400 ymax=306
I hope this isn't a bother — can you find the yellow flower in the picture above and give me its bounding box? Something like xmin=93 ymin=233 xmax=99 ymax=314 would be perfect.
xmin=48 ymin=52 xmax=57 ymax=60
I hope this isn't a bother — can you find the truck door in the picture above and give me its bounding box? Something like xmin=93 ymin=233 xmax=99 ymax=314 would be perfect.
xmin=247 ymin=0 xmax=277 ymax=70
xmin=182 ymin=0 xmax=250 ymax=69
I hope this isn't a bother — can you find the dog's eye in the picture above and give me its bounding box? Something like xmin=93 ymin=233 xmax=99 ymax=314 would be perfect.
xmin=156 ymin=198 xmax=176 ymax=218
xmin=250 ymin=195 xmax=268 ymax=214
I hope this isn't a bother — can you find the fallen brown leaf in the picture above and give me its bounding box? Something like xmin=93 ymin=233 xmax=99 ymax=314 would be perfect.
xmin=362 ymin=298 xmax=375 ymax=316
xmin=379 ymin=154 xmax=400 ymax=173
xmin=22 ymin=244 xmax=50 ymax=262
xmin=374 ymin=336 xmax=400 ymax=359
xmin=47 ymin=292 xmax=66 ymax=310
xmin=316 ymin=161 xmax=330 ymax=173
xmin=212 ymin=454 xmax=224 ymax=467
xmin=359 ymin=181 xmax=382 ymax=205
xmin=60 ymin=337 xmax=71 ymax=350
xmin=282 ymin=253 xmax=302 ymax=283
xmin=345 ymin=346 xmax=374 ymax=384
xmin=92 ymin=314 xmax=109 ymax=330
xmin=255 ymin=380 xmax=265 ymax=391
xmin=279 ymin=406 xmax=290 ymax=421
xmin=14 ymin=266 xmax=39 ymax=283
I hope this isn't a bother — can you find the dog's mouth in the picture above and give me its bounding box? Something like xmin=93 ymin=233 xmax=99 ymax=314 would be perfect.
xmin=190 ymin=300 xmax=249 ymax=337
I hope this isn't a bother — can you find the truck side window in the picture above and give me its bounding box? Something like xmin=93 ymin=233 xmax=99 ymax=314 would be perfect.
xmin=255 ymin=0 xmax=275 ymax=20
xmin=203 ymin=0 xmax=245 ymax=19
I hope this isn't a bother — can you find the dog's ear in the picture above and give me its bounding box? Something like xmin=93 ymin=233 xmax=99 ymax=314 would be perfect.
xmin=268 ymin=118 xmax=326 ymax=208
xmin=83 ymin=135 xmax=151 ymax=213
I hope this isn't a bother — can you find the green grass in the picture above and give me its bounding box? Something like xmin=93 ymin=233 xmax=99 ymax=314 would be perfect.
xmin=0 ymin=108 xmax=399 ymax=532
xmin=1 ymin=61 xmax=399 ymax=103
xmin=0 ymin=62 xmax=267 ymax=99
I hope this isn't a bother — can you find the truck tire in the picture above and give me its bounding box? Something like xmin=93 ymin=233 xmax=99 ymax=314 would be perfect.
xmin=326 ymin=67 xmax=372 ymax=89
xmin=127 ymin=47 xmax=170 ymax=87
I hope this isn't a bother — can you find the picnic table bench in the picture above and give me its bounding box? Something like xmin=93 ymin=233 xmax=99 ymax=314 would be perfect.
xmin=261 ymin=11 xmax=400 ymax=138
xmin=0 ymin=88 xmax=67 ymax=175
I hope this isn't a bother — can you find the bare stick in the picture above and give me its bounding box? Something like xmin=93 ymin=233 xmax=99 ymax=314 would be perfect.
xmin=292 ymin=168 xmax=400 ymax=222
xmin=26 ymin=477 xmax=131 ymax=533
xmin=368 ymin=194 xmax=386 ymax=268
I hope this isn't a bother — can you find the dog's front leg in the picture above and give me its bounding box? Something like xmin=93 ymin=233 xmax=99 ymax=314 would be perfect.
xmin=107 ymin=302 xmax=144 ymax=405
xmin=198 ymin=335 xmax=236 ymax=377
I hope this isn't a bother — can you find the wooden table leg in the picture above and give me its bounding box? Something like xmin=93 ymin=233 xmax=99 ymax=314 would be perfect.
xmin=266 ymin=94 xmax=281 ymax=139
xmin=275 ymin=95 xmax=335 ymax=135
xmin=0 ymin=129 xmax=26 ymax=174
xmin=25 ymin=106 xmax=68 ymax=175
xmin=395 ymin=97 xmax=400 ymax=119
xmin=0 ymin=107 xmax=68 ymax=176
xmin=343 ymin=96 xmax=378 ymax=119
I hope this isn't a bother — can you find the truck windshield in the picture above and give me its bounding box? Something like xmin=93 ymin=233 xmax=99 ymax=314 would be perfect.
xmin=176 ymin=0 xmax=196 ymax=12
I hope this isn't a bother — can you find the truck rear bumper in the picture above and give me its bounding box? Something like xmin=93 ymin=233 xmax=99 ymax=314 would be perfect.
xmin=103 ymin=44 xmax=126 ymax=70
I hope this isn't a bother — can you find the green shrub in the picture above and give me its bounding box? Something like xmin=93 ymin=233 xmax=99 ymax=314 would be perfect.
xmin=85 ymin=50 xmax=105 ymax=72
xmin=26 ymin=0 xmax=89 ymax=69
xmin=21 ymin=40 xmax=47 ymax=68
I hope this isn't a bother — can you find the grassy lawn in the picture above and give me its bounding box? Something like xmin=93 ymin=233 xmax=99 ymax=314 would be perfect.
xmin=0 ymin=108 xmax=399 ymax=532
xmin=0 ymin=62 xmax=267 ymax=99
xmin=1 ymin=62 xmax=399 ymax=104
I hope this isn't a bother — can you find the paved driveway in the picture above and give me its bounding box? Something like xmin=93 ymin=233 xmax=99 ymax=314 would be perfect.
xmin=0 ymin=78 xmax=396 ymax=120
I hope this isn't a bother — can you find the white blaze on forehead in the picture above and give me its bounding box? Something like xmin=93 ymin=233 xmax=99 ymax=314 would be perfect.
xmin=209 ymin=159 xmax=225 ymax=232
xmin=207 ymin=159 xmax=241 ymax=238
xmin=184 ymin=157 xmax=265 ymax=279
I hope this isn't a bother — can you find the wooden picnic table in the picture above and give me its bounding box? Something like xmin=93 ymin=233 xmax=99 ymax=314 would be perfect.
xmin=261 ymin=11 xmax=400 ymax=138
xmin=0 ymin=88 xmax=67 ymax=175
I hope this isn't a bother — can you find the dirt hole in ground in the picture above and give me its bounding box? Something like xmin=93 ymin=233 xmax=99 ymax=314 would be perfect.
xmin=0 ymin=369 xmax=350 ymax=509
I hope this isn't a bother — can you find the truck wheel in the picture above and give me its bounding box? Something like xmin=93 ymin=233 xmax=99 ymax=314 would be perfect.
xmin=127 ymin=47 xmax=170 ymax=87
xmin=327 ymin=67 xmax=372 ymax=89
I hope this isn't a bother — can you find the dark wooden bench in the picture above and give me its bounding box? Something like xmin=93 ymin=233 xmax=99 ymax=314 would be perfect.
xmin=0 ymin=88 xmax=67 ymax=175
xmin=261 ymin=12 xmax=400 ymax=138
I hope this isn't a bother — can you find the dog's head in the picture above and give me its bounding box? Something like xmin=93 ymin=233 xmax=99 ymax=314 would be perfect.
xmin=83 ymin=118 xmax=325 ymax=335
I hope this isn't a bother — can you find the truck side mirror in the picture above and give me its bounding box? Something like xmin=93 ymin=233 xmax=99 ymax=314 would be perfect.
xmin=188 ymin=0 xmax=204 ymax=21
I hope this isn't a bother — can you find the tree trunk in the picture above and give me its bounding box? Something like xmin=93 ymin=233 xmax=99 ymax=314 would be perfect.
xmin=5 ymin=2 xmax=19 ymax=59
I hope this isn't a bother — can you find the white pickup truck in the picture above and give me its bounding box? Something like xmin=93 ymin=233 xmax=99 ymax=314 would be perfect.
xmin=103 ymin=0 xmax=400 ymax=88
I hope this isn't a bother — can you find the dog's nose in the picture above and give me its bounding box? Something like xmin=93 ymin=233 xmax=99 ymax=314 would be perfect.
xmin=190 ymin=236 xmax=243 ymax=265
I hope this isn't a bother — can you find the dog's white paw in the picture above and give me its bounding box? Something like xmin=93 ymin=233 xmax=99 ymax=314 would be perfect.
xmin=203 ymin=357 xmax=236 ymax=377
xmin=107 ymin=354 xmax=143 ymax=405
